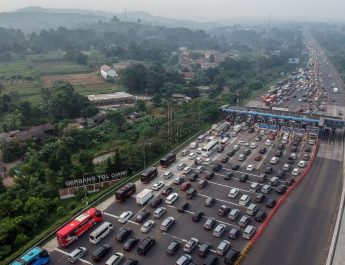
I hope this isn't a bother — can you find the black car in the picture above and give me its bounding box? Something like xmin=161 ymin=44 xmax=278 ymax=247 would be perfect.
xmin=287 ymin=159 xmax=295 ymax=164
xmin=213 ymin=164 xmax=222 ymax=172
xmin=198 ymin=242 xmax=212 ymax=258
xmin=218 ymin=205 xmax=231 ymax=217
xmin=276 ymin=184 xmax=287 ymax=195
xmin=224 ymin=172 xmax=233 ymax=180
xmin=265 ymin=167 xmax=273 ymax=174
xmin=277 ymin=143 xmax=284 ymax=150
xmin=275 ymin=150 xmax=283 ymax=157
xmin=135 ymin=210 xmax=150 ymax=223
xmin=123 ymin=237 xmax=140 ymax=251
xmin=116 ymin=228 xmax=132 ymax=243
xmin=178 ymin=201 xmax=190 ymax=213
xmin=291 ymin=146 xmax=298 ymax=152
xmin=285 ymin=178 xmax=295 ymax=186
xmin=137 ymin=237 xmax=155 ymax=256
xmin=276 ymin=170 xmax=286 ymax=179
xmin=205 ymin=197 xmax=216 ymax=207
xmin=123 ymin=258 xmax=138 ymax=265
xmin=92 ymin=244 xmax=111 ymax=262
xmin=227 ymin=150 xmax=236 ymax=157
xmin=205 ymin=171 xmax=215 ymax=180
xmin=305 ymin=146 xmax=311 ymax=152
xmin=166 ymin=240 xmax=181 ymax=256
xmin=150 ymin=197 xmax=163 ymax=208
xmin=162 ymin=186 xmax=173 ymax=196
xmin=189 ymin=174 xmax=199 ymax=182
xmin=239 ymin=174 xmax=249 ymax=183
xmin=292 ymin=141 xmax=300 ymax=146
xmin=255 ymin=211 xmax=267 ymax=222
xmin=244 ymin=149 xmax=251 ymax=155
xmin=255 ymin=193 xmax=266 ymax=203
xmin=192 ymin=211 xmax=204 ymax=222
xmin=217 ymin=145 xmax=224 ymax=153
xmin=266 ymin=198 xmax=277 ymax=208
xmin=259 ymin=147 xmax=267 ymax=154
xmin=248 ymin=128 xmax=254 ymax=133
xmin=232 ymin=164 xmax=240 ymax=170
xmin=221 ymin=156 xmax=230 ymax=163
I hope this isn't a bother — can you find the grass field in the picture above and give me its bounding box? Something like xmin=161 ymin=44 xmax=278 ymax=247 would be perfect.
xmin=26 ymin=51 xmax=66 ymax=61
xmin=0 ymin=62 xmax=37 ymax=80
xmin=1 ymin=80 xmax=43 ymax=105
xmin=41 ymin=72 xmax=106 ymax=87
xmin=32 ymin=60 xmax=91 ymax=75
xmin=74 ymin=83 xmax=124 ymax=96
xmin=82 ymin=50 xmax=107 ymax=65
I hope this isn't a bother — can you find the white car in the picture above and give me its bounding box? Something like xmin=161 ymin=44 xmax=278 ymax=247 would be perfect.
xmin=265 ymin=140 xmax=272 ymax=146
xmin=233 ymin=145 xmax=240 ymax=151
xmin=292 ymin=168 xmax=300 ymax=176
xmin=190 ymin=142 xmax=198 ymax=149
xmin=118 ymin=211 xmax=133 ymax=223
xmin=246 ymin=164 xmax=254 ymax=172
xmin=308 ymin=139 xmax=315 ymax=145
xmin=141 ymin=220 xmax=155 ymax=233
xmin=270 ymin=157 xmax=279 ymax=164
xmin=228 ymin=188 xmax=239 ymax=198
xmin=250 ymin=142 xmax=257 ymax=149
xmin=183 ymin=167 xmax=192 ymax=174
xmin=177 ymin=162 xmax=187 ymax=170
xmin=195 ymin=165 xmax=205 ymax=173
xmin=298 ymin=160 xmax=307 ymax=168
xmin=195 ymin=156 xmax=204 ymax=164
xmin=238 ymin=140 xmax=249 ymax=146
xmin=197 ymin=148 xmax=202 ymax=154
xmin=165 ymin=193 xmax=178 ymax=205
xmin=188 ymin=153 xmax=197 ymax=160
xmin=105 ymin=252 xmax=124 ymax=265
xmin=152 ymin=181 xmax=164 ymax=191
xmin=217 ymin=240 xmax=231 ymax=256
xmin=213 ymin=224 xmax=227 ymax=237
xmin=163 ymin=171 xmax=173 ymax=180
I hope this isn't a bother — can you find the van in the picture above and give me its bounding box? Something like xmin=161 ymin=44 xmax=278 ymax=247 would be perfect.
xmin=203 ymin=254 xmax=218 ymax=265
xmin=243 ymin=225 xmax=256 ymax=240
xmin=246 ymin=204 xmax=258 ymax=216
xmin=92 ymin=244 xmax=111 ymax=262
xmin=68 ymin=247 xmax=87 ymax=263
xmin=258 ymin=174 xmax=267 ymax=183
xmin=197 ymin=134 xmax=206 ymax=143
xmin=89 ymin=222 xmax=113 ymax=244
xmin=224 ymin=248 xmax=240 ymax=265
xmin=198 ymin=180 xmax=208 ymax=189
xmin=181 ymin=150 xmax=189 ymax=156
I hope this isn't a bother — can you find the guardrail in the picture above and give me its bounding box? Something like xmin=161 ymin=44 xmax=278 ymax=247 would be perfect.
xmin=234 ymin=139 xmax=320 ymax=265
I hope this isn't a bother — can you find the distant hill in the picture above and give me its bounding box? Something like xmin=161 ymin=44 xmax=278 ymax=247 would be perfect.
xmin=0 ymin=6 xmax=225 ymax=33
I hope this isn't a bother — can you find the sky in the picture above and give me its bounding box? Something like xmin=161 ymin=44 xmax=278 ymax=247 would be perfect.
xmin=1 ymin=0 xmax=345 ymax=21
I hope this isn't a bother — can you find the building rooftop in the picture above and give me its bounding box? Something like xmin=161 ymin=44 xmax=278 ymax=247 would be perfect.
xmin=100 ymin=64 xmax=112 ymax=72
xmin=88 ymin=92 xmax=134 ymax=101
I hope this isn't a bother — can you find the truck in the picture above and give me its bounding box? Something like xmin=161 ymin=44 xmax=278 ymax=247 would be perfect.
xmin=136 ymin=189 xmax=153 ymax=205
xmin=334 ymin=87 xmax=339 ymax=94
xmin=233 ymin=125 xmax=242 ymax=132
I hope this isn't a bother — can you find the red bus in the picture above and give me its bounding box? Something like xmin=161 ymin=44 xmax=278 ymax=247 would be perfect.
xmin=140 ymin=167 xmax=158 ymax=183
xmin=115 ymin=183 xmax=136 ymax=201
xmin=56 ymin=208 xmax=102 ymax=247
xmin=160 ymin=153 xmax=176 ymax=168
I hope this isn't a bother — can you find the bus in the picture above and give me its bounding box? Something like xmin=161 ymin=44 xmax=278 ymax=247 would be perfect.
xmin=202 ymin=140 xmax=219 ymax=158
xmin=11 ymin=247 xmax=50 ymax=265
xmin=89 ymin=221 xmax=113 ymax=244
xmin=140 ymin=167 xmax=158 ymax=183
xmin=56 ymin=208 xmax=103 ymax=247
xmin=220 ymin=137 xmax=230 ymax=146
xmin=115 ymin=183 xmax=136 ymax=201
xmin=160 ymin=153 xmax=176 ymax=168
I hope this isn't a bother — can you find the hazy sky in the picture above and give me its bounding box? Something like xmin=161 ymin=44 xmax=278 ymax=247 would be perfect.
xmin=2 ymin=0 xmax=345 ymax=21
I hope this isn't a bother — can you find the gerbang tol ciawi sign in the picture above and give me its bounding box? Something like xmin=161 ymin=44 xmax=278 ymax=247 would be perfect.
xmin=65 ymin=171 xmax=128 ymax=188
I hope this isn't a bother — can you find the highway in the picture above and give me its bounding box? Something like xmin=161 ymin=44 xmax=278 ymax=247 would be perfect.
xmin=243 ymin=38 xmax=344 ymax=265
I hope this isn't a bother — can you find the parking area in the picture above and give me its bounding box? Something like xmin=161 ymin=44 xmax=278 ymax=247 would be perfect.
xmin=48 ymin=122 xmax=318 ymax=265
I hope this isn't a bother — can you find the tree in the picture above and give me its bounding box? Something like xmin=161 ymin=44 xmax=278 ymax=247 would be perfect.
xmin=120 ymin=64 xmax=147 ymax=93
xmin=134 ymin=100 xmax=147 ymax=113
xmin=209 ymin=54 xmax=215 ymax=63
xmin=152 ymin=93 xmax=162 ymax=106
xmin=106 ymin=110 xmax=127 ymax=131
xmin=78 ymin=151 xmax=94 ymax=173
xmin=0 ymin=82 xmax=4 ymax=94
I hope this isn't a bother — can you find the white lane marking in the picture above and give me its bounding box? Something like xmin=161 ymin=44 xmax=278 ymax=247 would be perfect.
xmin=197 ymin=193 xmax=247 ymax=209
xmin=257 ymin=143 xmax=274 ymax=169
xmin=54 ymin=248 xmax=93 ymax=265
xmin=166 ymin=204 xmax=195 ymax=215
xmin=207 ymin=180 xmax=254 ymax=194
xmin=221 ymin=167 xmax=260 ymax=178
xmin=103 ymin=212 xmax=139 ymax=226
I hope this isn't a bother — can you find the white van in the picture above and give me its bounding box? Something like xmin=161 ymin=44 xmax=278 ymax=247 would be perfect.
xmin=243 ymin=225 xmax=256 ymax=240
xmin=89 ymin=222 xmax=113 ymax=244
xmin=181 ymin=149 xmax=189 ymax=156
xmin=239 ymin=195 xmax=250 ymax=206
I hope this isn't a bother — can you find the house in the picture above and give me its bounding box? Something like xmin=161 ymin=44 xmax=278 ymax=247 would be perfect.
xmin=0 ymin=124 xmax=54 ymax=143
xmin=88 ymin=92 xmax=135 ymax=106
xmin=100 ymin=65 xmax=117 ymax=79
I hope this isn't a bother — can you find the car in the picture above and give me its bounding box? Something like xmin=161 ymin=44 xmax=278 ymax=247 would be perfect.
xmin=192 ymin=211 xmax=204 ymax=222
xmin=292 ymin=141 xmax=300 ymax=147
xmin=277 ymin=170 xmax=286 ymax=179
xmin=248 ymin=128 xmax=254 ymax=133
xmin=178 ymin=162 xmax=187 ymax=170
xmin=270 ymin=157 xmax=279 ymax=164
xmin=298 ymin=160 xmax=307 ymax=168
xmin=217 ymin=145 xmax=225 ymax=153
xmin=163 ymin=171 xmax=173 ymax=180
xmin=123 ymin=258 xmax=138 ymax=265
xmin=239 ymin=194 xmax=250 ymax=206
xmin=162 ymin=186 xmax=173 ymax=196
xmin=232 ymin=164 xmax=240 ymax=170
xmin=276 ymin=184 xmax=287 ymax=195
xmin=261 ymin=184 xmax=272 ymax=194
xmin=246 ymin=203 xmax=259 ymax=216
xmin=152 ymin=181 xmax=164 ymax=191
xmin=183 ymin=167 xmax=192 ymax=174
xmin=266 ymin=198 xmax=277 ymax=208
xmin=277 ymin=143 xmax=284 ymax=150
xmin=204 ymin=217 xmax=216 ymax=230
xmin=137 ymin=237 xmax=155 ymax=256
xmin=305 ymin=146 xmax=311 ymax=152
xmin=255 ymin=211 xmax=267 ymax=223
xmin=303 ymin=153 xmax=310 ymax=161
xmin=308 ymin=139 xmax=315 ymax=145
xmin=181 ymin=181 xmax=191 ymax=191
xmin=250 ymin=142 xmax=257 ymax=149
xmin=227 ymin=150 xmax=236 ymax=157
xmin=224 ymin=172 xmax=233 ymax=180
xmin=135 ymin=210 xmax=150 ymax=223
xmin=228 ymin=208 xmax=240 ymax=221
xmin=195 ymin=165 xmax=205 ymax=173
xmin=286 ymin=178 xmax=295 ymax=186
xmin=160 ymin=216 xmax=175 ymax=231
xmin=165 ymin=193 xmax=178 ymax=205
xmin=291 ymin=168 xmax=300 ymax=176
xmin=176 ymin=254 xmax=192 ymax=265
xmin=140 ymin=220 xmax=155 ymax=233
xmin=198 ymin=242 xmax=212 ymax=257
xmin=205 ymin=196 xmax=216 ymax=207
xmin=105 ymin=252 xmax=124 ymax=265
xmin=265 ymin=166 xmax=273 ymax=174
xmin=119 ymin=211 xmax=133 ymax=224
xmin=189 ymin=174 xmax=199 ymax=182
xmin=197 ymin=147 xmax=202 ymax=154
xmin=269 ymin=177 xmax=279 ymax=187
xmin=228 ymin=228 xmax=241 ymax=240
xmin=243 ymin=225 xmax=256 ymax=240
xmin=205 ymin=171 xmax=215 ymax=180
xmin=174 ymin=175 xmax=185 ymax=185
xmin=150 ymin=197 xmax=163 ymax=208
xmin=259 ymin=147 xmax=267 ymax=154
xmin=123 ymin=237 xmax=140 ymax=251
xmin=238 ymin=140 xmax=249 ymax=146
xmin=181 ymin=150 xmax=189 ymax=156
xmin=188 ymin=152 xmax=197 ymax=160
xmin=213 ymin=164 xmax=223 ymax=172
xmin=254 ymin=155 xmax=262 ymax=161
xmin=238 ymin=215 xmax=251 ymax=227
xmin=255 ymin=193 xmax=266 ymax=203
xmin=238 ymin=153 xmax=246 ymax=161
xmin=178 ymin=201 xmax=190 ymax=212
xmin=240 ymin=173 xmax=249 ymax=182
xmin=244 ymin=148 xmax=251 ymax=155
xmin=166 ymin=240 xmax=181 ymax=256
xmin=228 ymin=188 xmax=239 ymax=198
xmin=246 ymin=164 xmax=254 ymax=171
xmin=275 ymin=150 xmax=283 ymax=157
xmin=186 ymin=188 xmax=197 ymax=199
xmin=183 ymin=238 xmax=199 ymax=253
xmin=265 ymin=140 xmax=272 ymax=146
xmin=249 ymin=182 xmax=260 ymax=192
xmin=221 ymin=156 xmax=230 ymax=163
xmin=190 ymin=142 xmax=198 ymax=149
xmin=68 ymin=247 xmax=87 ymax=263
xmin=218 ymin=205 xmax=231 ymax=217
xmin=153 ymin=207 xmax=167 ymax=219
xmin=92 ymin=244 xmax=111 ymax=262
xmin=233 ymin=145 xmax=240 ymax=151
xmin=217 ymin=240 xmax=231 ymax=256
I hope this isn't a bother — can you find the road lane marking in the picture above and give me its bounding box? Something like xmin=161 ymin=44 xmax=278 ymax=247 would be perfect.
xmin=207 ymin=180 xmax=254 ymax=194
xmin=103 ymin=212 xmax=139 ymax=226
xmin=197 ymin=193 xmax=247 ymax=209
xmin=54 ymin=248 xmax=93 ymax=265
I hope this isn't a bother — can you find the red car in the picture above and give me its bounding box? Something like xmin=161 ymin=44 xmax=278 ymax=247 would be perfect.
xmin=254 ymin=155 xmax=262 ymax=161
xmin=268 ymin=134 xmax=275 ymax=140
xmin=180 ymin=182 xmax=191 ymax=191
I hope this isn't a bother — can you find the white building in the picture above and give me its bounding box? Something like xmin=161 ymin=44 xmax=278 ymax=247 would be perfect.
xmin=100 ymin=65 xmax=117 ymax=79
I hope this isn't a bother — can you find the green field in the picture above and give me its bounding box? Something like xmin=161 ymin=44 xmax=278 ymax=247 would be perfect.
xmin=32 ymin=61 xmax=91 ymax=75
xmin=74 ymin=83 xmax=124 ymax=96
xmin=82 ymin=50 xmax=107 ymax=65
xmin=0 ymin=62 xmax=38 ymax=80
xmin=26 ymin=51 xmax=66 ymax=61
xmin=1 ymin=80 xmax=43 ymax=105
